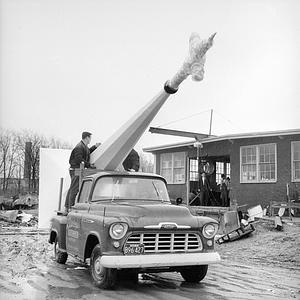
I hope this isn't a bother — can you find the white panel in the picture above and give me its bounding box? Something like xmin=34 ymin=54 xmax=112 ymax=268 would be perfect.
xmin=247 ymin=205 xmax=263 ymax=221
xmin=39 ymin=148 xmax=71 ymax=229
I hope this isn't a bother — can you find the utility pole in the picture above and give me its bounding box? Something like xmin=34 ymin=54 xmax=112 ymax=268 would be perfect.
xmin=209 ymin=109 xmax=213 ymax=135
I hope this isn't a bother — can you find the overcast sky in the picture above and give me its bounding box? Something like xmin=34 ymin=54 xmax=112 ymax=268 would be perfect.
xmin=0 ymin=0 xmax=299 ymax=151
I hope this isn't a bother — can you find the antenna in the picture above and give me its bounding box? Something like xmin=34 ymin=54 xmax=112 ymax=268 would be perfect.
xmin=209 ymin=109 xmax=213 ymax=135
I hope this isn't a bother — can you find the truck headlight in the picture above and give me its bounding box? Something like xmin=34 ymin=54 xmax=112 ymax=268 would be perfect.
xmin=109 ymin=223 xmax=128 ymax=240
xmin=203 ymin=223 xmax=218 ymax=239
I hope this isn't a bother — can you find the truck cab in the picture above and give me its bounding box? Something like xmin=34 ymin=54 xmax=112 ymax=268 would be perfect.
xmin=49 ymin=171 xmax=220 ymax=289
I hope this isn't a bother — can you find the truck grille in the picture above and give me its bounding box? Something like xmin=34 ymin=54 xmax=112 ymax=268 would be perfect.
xmin=125 ymin=232 xmax=202 ymax=253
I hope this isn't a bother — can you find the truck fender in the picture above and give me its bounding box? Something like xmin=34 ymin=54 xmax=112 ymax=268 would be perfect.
xmin=84 ymin=231 xmax=102 ymax=260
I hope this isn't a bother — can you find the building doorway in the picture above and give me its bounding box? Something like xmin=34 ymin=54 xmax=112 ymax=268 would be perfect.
xmin=188 ymin=157 xmax=230 ymax=207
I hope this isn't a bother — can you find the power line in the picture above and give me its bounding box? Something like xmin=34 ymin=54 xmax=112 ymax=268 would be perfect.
xmin=156 ymin=109 xmax=211 ymax=128
xmin=213 ymin=110 xmax=244 ymax=131
xmin=155 ymin=108 xmax=244 ymax=134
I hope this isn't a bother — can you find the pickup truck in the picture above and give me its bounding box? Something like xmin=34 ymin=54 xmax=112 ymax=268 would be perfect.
xmin=49 ymin=171 xmax=221 ymax=289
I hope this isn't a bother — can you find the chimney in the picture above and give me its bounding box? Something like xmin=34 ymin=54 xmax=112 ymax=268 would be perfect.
xmin=24 ymin=142 xmax=32 ymax=179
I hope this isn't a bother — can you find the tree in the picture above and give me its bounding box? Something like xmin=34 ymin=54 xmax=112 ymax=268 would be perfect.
xmin=0 ymin=129 xmax=20 ymax=192
xmin=0 ymin=128 xmax=72 ymax=195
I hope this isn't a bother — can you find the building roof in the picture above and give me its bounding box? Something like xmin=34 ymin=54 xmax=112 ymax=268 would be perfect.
xmin=143 ymin=128 xmax=300 ymax=152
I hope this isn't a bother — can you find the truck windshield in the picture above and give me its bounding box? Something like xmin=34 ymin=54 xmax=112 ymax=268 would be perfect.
xmin=92 ymin=176 xmax=170 ymax=202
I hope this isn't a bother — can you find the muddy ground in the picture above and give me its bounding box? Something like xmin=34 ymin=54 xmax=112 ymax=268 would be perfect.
xmin=0 ymin=218 xmax=299 ymax=300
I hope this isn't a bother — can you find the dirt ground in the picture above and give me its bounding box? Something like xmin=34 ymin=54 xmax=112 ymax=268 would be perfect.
xmin=0 ymin=215 xmax=299 ymax=300
xmin=216 ymin=219 xmax=300 ymax=270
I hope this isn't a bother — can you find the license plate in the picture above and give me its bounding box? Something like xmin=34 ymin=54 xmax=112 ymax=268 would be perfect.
xmin=123 ymin=244 xmax=145 ymax=255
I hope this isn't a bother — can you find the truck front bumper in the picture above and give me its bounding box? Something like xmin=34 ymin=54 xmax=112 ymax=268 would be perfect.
xmin=100 ymin=252 xmax=221 ymax=269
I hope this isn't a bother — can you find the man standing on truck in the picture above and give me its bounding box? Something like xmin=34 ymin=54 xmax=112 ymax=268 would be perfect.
xmin=64 ymin=131 xmax=100 ymax=212
xmin=122 ymin=148 xmax=140 ymax=172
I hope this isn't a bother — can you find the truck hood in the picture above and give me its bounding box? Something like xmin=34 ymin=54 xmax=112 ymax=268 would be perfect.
xmin=103 ymin=201 xmax=211 ymax=229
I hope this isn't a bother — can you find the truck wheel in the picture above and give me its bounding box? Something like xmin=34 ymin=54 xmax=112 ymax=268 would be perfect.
xmin=54 ymin=237 xmax=68 ymax=264
xmin=180 ymin=265 xmax=208 ymax=283
xmin=90 ymin=244 xmax=117 ymax=289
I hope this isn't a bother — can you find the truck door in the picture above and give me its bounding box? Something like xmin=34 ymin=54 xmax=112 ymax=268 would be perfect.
xmin=80 ymin=179 xmax=107 ymax=258
xmin=66 ymin=179 xmax=92 ymax=258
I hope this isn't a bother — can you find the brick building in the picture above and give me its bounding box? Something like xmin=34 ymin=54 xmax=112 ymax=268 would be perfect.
xmin=144 ymin=129 xmax=300 ymax=209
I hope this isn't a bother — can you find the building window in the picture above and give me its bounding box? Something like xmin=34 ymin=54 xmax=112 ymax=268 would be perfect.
xmin=216 ymin=162 xmax=224 ymax=184
xmin=292 ymin=141 xmax=300 ymax=182
xmin=189 ymin=159 xmax=198 ymax=181
xmin=161 ymin=152 xmax=185 ymax=184
xmin=216 ymin=162 xmax=230 ymax=184
xmin=240 ymin=143 xmax=276 ymax=183
xmin=226 ymin=163 xmax=231 ymax=178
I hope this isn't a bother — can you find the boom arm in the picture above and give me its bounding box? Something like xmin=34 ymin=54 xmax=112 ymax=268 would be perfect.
xmin=90 ymin=32 xmax=216 ymax=170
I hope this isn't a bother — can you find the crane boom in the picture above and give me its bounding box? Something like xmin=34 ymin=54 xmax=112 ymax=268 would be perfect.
xmin=90 ymin=32 xmax=216 ymax=170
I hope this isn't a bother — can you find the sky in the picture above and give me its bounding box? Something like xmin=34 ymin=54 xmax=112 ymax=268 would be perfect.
xmin=0 ymin=0 xmax=299 ymax=152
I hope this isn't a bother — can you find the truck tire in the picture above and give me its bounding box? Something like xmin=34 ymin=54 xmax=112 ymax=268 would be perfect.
xmin=90 ymin=244 xmax=117 ymax=289
xmin=54 ymin=237 xmax=68 ymax=264
xmin=180 ymin=265 xmax=208 ymax=283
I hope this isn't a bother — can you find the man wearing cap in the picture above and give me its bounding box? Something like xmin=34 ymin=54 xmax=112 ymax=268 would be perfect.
xmin=64 ymin=131 xmax=100 ymax=212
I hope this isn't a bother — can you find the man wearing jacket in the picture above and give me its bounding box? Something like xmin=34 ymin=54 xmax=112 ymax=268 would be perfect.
xmin=199 ymin=173 xmax=211 ymax=206
xmin=122 ymin=149 xmax=140 ymax=172
xmin=64 ymin=131 xmax=100 ymax=212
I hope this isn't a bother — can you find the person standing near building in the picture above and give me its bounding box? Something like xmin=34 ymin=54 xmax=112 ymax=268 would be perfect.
xmin=225 ymin=176 xmax=231 ymax=206
xmin=220 ymin=173 xmax=228 ymax=207
xmin=64 ymin=132 xmax=100 ymax=212
xmin=200 ymin=173 xmax=210 ymax=206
